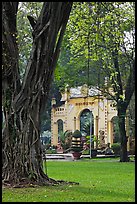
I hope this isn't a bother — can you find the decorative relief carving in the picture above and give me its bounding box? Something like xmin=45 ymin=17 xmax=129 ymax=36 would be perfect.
xmin=80 ymin=84 xmax=89 ymax=97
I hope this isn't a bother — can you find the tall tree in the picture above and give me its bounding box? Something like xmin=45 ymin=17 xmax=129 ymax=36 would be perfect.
xmin=2 ymin=2 xmax=73 ymax=186
xmin=95 ymin=2 xmax=135 ymax=162
xmin=55 ymin=2 xmax=135 ymax=161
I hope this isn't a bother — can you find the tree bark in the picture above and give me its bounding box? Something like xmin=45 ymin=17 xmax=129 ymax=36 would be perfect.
xmin=2 ymin=2 xmax=73 ymax=187
xmin=111 ymin=49 xmax=135 ymax=162
xmin=117 ymin=103 xmax=129 ymax=162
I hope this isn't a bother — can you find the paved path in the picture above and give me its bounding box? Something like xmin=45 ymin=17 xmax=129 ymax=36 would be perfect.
xmin=43 ymin=153 xmax=73 ymax=161
xmin=43 ymin=153 xmax=117 ymax=161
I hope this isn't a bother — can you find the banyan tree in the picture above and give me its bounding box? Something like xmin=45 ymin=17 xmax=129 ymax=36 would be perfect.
xmin=2 ymin=2 xmax=73 ymax=186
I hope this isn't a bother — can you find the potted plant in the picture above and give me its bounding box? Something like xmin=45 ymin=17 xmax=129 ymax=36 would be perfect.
xmin=71 ymin=130 xmax=83 ymax=160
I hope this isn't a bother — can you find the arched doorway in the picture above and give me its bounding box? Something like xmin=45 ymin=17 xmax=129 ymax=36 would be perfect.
xmin=57 ymin=119 xmax=63 ymax=142
xmin=80 ymin=109 xmax=94 ymax=136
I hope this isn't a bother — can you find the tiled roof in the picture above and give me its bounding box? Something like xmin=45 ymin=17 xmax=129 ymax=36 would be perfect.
xmin=69 ymin=86 xmax=101 ymax=98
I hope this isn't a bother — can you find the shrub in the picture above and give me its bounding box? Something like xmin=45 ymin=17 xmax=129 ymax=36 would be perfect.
xmin=72 ymin=129 xmax=82 ymax=138
xmin=111 ymin=143 xmax=120 ymax=156
xmin=59 ymin=130 xmax=72 ymax=150
xmin=46 ymin=146 xmax=57 ymax=154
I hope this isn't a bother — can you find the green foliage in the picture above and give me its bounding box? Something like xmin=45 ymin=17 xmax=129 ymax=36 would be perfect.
xmin=15 ymin=3 xmax=135 ymax=96
xmin=55 ymin=2 xmax=135 ymax=100
xmin=58 ymin=130 xmax=72 ymax=150
xmin=54 ymin=2 xmax=102 ymax=88
xmin=86 ymin=135 xmax=99 ymax=145
xmin=80 ymin=110 xmax=94 ymax=136
xmin=46 ymin=148 xmax=57 ymax=154
xmin=72 ymin=130 xmax=82 ymax=138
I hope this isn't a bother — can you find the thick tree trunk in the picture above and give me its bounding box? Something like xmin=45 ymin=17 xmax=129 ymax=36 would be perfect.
xmin=112 ymin=49 xmax=135 ymax=162
xmin=117 ymin=102 xmax=129 ymax=162
xmin=2 ymin=2 xmax=73 ymax=187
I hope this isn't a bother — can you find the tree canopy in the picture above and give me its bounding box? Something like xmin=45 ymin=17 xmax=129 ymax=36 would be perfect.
xmin=54 ymin=2 xmax=135 ymax=162
xmin=55 ymin=2 xmax=135 ymax=93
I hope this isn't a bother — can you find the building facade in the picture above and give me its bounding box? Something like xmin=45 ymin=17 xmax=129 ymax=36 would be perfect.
xmin=51 ymin=84 xmax=120 ymax=148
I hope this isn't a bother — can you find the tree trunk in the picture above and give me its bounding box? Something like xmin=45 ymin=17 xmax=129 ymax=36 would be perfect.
xmin=111 ymin=48 xmax=135 ymax=162
xmin=117 ymin=102 xmax=129 ymax=162
xmin=2 ymin=2 xmax=73 ymax=187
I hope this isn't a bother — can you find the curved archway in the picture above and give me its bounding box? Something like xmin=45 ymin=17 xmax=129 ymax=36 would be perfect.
xmin=80 ymin=109 xmax=94 ymax=136
xmin=57 ymin=119 xmax=64 ymax=142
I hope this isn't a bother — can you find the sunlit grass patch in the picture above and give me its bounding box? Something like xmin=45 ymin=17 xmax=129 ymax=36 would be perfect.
xmin=2 ymin=160 xmax=135 ymax=202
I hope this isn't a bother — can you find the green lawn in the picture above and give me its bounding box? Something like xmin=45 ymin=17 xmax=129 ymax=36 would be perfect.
xmin=2 ymin=158 xmax=135 ymax=202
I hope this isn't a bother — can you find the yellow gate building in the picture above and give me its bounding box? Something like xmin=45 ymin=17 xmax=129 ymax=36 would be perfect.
xmin=51 ymin=84 xmax=121 ymax=148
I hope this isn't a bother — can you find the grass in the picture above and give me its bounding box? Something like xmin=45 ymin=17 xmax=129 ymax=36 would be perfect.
xmin=2 ymin=158 xmax=135 ymax=202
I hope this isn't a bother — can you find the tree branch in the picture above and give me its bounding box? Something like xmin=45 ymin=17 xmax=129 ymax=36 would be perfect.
xmin=125 ymin=59 xmax=135 ymax=107
xmin=27 ymin=15 xmax=37 ymax=30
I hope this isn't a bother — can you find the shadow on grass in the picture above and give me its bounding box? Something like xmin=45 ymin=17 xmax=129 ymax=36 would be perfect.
xmin=69 ymin=184 xmax=135 ymax=201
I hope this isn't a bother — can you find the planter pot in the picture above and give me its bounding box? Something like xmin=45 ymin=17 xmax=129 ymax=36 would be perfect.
xmin=72 ymin=152 xmax=82 ymax=160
